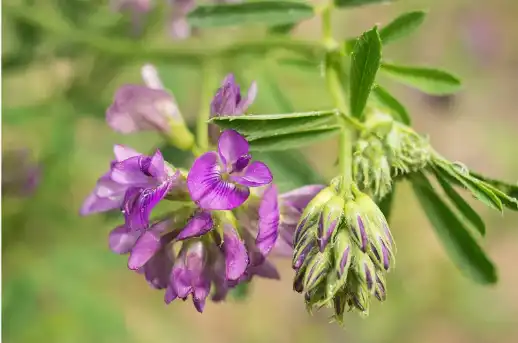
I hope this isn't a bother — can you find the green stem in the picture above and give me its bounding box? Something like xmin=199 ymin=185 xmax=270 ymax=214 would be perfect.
xmin=321 ymin=1 xmax=354 ymax=196
xmin=4 ymin=4 xmax=322 ymax=65
xmin=196 ymin=61 xmax=218 ymax=153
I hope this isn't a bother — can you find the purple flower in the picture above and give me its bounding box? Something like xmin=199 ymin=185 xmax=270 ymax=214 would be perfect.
xmin=2 ymin=148 xmax=41 ymax=197
xmin=106 ymin=84 xmax=182 ymax=135
xmin=187 ymin=130 xmax=272 ymax=210
xmin=80 ymin=145 xmax=179 ymax=227
xmin=209 ymin=74 xmax=257 ymax=144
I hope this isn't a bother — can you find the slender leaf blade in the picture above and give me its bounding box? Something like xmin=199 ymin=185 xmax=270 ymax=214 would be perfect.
xmin=412 ymin=173 xmax=497 ymax=285
xmin=434 ymin=170 xmax=486 ymax=236
xmin=188 ymin=1 xmax=314 ymax=28
xmin=210 ymin=110 xmax=339 ymax=140
xmin=381 ymin=63 xmax=462 ymax=95
xmin=335 ymin=0 xmax=394 ymax=8
xmin=248 ymin=127 xmax=341 ymax=151
xmin=371 ymin=84 xmax=411 ymax=124
xmin=350 ymin=27 xmax=382 ymax=119
xmin=433 ymin=162 xmax=503 ymax=212
xmin=379 ymin=10 xmax=427 ymax=44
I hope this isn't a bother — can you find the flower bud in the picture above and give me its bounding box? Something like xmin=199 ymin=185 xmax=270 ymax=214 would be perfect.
xmin=333 ymin=230 xmax=352 ymax=280
xmin=344 ymin=201 xmax=369 ymax=252
xmin=374 ymin=271 xmax=387 ymax=301
xmin=302 ymin=250 xmax=331 ymax=293
xmin=353 ymin=253 xmax=377 ymax=293
xmin=317 ymin=195 xmax=344 ymax=251
xmin=294 ymin=187 xmax=336 ymax=244
xmin=353 ymin=137 xmax=392 ymax=199
xmin=386 ymin=123 xmax=431 ymax=174
xmin=364 ymin=110 xmax=394 ymax=137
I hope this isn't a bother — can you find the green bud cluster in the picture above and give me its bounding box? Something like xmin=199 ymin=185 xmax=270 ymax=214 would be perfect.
xmin=292 ymin=182 xmax=396 ymax=323
xmin=353 ymin=110 xmax=432 ymax=199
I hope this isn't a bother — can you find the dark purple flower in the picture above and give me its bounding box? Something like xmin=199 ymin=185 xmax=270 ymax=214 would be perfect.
xmin=2 ymin=148 xmax=41 ymax=197
xmin=187 ymin=130 xmax=272 ymax=210
xmin=210 ymin=74 xmax=257 ymax=117
xmin=209 ymin=74 xmax=257 ymax=143
xmin=80 ymin=146 xmax=179 ymax=225
xmin=166 ymin=241 xmax=212 ymax=312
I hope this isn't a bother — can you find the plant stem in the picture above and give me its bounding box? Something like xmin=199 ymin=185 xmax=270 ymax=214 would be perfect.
xmin=196 ymin=61 xmax=218 ymax=153
xmin=321 ymin=1 xmax=354 ymax=196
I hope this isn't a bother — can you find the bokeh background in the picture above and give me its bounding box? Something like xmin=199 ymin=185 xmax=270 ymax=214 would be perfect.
xmin=3 ymin=0 xmax=518 ymax=342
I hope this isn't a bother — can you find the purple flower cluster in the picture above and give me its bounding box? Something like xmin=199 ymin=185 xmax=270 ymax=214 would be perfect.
xmin=81 ymin=67 xmax=324 ymax=312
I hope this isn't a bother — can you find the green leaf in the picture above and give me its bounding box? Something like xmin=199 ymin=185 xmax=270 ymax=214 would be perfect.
xmin=276 ymin=57 xmax=320 ymax=72
xmin=371 ymin=84 xmax=411 ymax=124
xmin=411 ymin=172 xmax=497 ymax=285
xmin=379 ymin=10 xmax=427 ymax=44
xmin=434 ymin=170 xmax=486 ymax=236
xmin=380 ymin=63 xmax=462 ymax=95
xmin=334 ymin=0 xmax=394 ymax=8
xmin=188 ymin=1 xmax=314 ymax=28
xmin=377 ymin=184 xmax=396 ymax=223
xmin=248 ymin=127 xmax=341 ymax=152
xmin=269 ymin=23 xmax=297 ymax=35
xmin=209 ymin=110 xmax=339 ymax=141
xmin=468 ymin=171 xmax=518 ymax=211
xmin=433 ymin=162 xmax=503 ymax=212
xmin=350 ymin=27 xmax=382 ymax=119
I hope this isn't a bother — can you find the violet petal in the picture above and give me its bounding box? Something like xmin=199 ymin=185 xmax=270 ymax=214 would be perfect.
xmin=177 ymin=212 xmax=214 ymax=240
xmin=217 ymin=130 xmax=249 ymax=167
xmin=230 ymin=161 xmax=273 ymax=187
xmin=222 ymin=226 xmax=249 ymax=280
xmin=255 ymin=185 xmax=280 ymax=257
xmin=128 ymin=230 xmax=161 ymax=270
xmin=109 ymin=225 xmax=141 ymax=254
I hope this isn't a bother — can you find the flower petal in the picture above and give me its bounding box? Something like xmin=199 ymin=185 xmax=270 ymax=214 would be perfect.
xmin=230 ymin=161 xmax=273 ymax=187
xmin=110 ymin=156 xmax=152 ymax=186
xmin=255 ymin=185 xmax=280 ymax=257
xmin=144 ymin=249 xmax=174 ymax=289
xmin=177 ymin=212 xmax=214 ymax=240
xmin=80 ymin=192 xmax=121 ymax=215
xmin=236 ymin=81 xmax=257 ymax=113
xmin=222 ymin=226 xmax=249 ymax=280
xmin=147 ymin=149 xmax=167 ymax=180
xmin=123 ymin=178 xmax=175 ymax=230
xmin=128 ymin=230 xmax=161 ymax=270
xmin=187 ymin=152 xmax=249 ymax=210
xmin=249 ymin=260 xmax=280 ymax=280
xmin=113 ymin=144 xmax=141 ymax=162
xmin=217 ymin=130 xmax=249 ymax=167
xmin=210 ymin=74 xmax=240 ymax=116
xmin=109 ymin=225 xmax=141 ymax=254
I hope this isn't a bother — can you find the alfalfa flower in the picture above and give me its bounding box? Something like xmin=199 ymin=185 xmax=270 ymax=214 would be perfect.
xmin=187 ymin=129 xmax=272 ymax=210
xmin=106 ymin=64 xmax=195 ymax=150
xmin=80 ymin=145 xmax=181 ymax=231
xmin=209 ymin=74 xmax=257 ymax=144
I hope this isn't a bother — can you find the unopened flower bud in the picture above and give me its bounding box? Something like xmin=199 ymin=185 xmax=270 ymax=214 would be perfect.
xmin=333 ymin=230 xmax=352 ymax=280
xmin=364 ymin=110 xmax=394 ymax=137
xmin=386 ymin=123 xmax=431 ymax=174
xmin=354 ymin=253 xmax=377 ymax=293
xmin=374 ymin=271 xmax=387 ymax=301
xmin=294 ymin=187 xmax=335 ymax=244
xmin=317 ymin=195 xmax=344 ymax=251
xmin=353 ymin=137 xmax=392 ymax=199
xmin=303 ymin=250 xmax=331 ymax=292
xmin=344 ymin=201 xmax=369 ymax=252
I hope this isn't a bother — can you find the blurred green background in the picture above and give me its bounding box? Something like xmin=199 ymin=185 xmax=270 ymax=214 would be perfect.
xmin=3 ymin=0 xmax=518 ymax=342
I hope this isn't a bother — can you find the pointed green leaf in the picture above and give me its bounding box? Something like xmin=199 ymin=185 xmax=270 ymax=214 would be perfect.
xmin=350 ymin=27 xmax=382 ymax=119
xmin=468 ymin=171 xmax=518 ymax=211
xmin=411 ymin=173 xmax=497 ymax=285
xmin=380 ymin=63 xmax=462 ymax=95
xmin=209 ymin=110 xmax=339 ymax=141
xmin=248 ymin=127 xmax=341 ymax=151
xmin=371 ymin=84 xmax=411 ymax=124
xmin=433 ymin=162 xmax=503 ymax=212
xmin=434 ymin=170 xmax=486 ymax=236
xmin=379 ymin=10 xmax=427 ymax=44
xmin=187 ymin=1 xmax=314 ymax=28
xmin=335 ymin=0 xmax=394 ymax=8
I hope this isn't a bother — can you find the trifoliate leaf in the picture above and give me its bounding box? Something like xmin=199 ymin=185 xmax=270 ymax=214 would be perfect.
xmin=188 ymin=1 xmax=314 ymax=28
xmin=412 ymin=172 xmax=497 ymax=285
xmin=380 ymin=63 xmax=462 ymax=95
xmin=350 ymin=27 xmax=382 ymax=119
